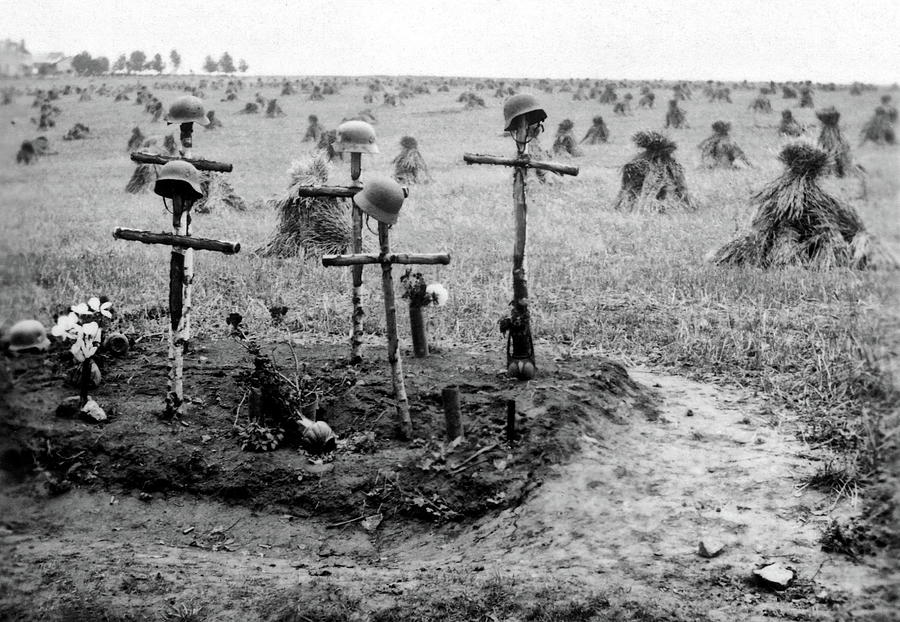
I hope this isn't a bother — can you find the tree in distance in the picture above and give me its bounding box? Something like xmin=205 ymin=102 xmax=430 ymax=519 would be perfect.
xmin=203 ymin=55 xmax=219 ymax=73
xmin=147 ymin=53 xmax=165 ymax=74
xmin=219 ymin=52 xmax=236 ymax=74
xmin=169 ymin=49 xmax=181 ymax=73
xmin=127 ymin=50 xmax=146 ymax=74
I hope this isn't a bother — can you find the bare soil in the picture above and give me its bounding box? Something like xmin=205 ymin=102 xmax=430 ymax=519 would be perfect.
xmin=0 ymin=337 xmax=896 ymax=621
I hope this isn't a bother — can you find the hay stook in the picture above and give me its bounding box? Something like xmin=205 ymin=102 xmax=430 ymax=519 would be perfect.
xmin=257 ymin=153 xmax=355 ymax=258
xmin=205 ymin=110 xmax=223 ymax=130
xmin=302 ymin=115 xmax=323 ymax=142
xmin=317 ymin=129 xmax=340 ymax=161
xmin=860 ymin=104 xmax=896 ymax=145
xmin=779 ymin=110 xmax=804 ymax=137
xmin=552 ymin=119 xmax=582 ymax=157
xmin=194 ymin=172 xmax=247 ymax=214
xmin=665 ymin=99 xmax=688 ymax=129
xmin=709 ymin=143 xmax=895 ymax=270
xmin=750 ymin=95 xmax=773 ymax=113
xmin=816 ymin=107 xmax=854 ymax=177
xmin=62 ymin=123 xmax=90 ymax=141
xmin=392 ymin=136 xmax=431 ymax=184
xmin=613 ymin=131 xmax=692 ymax=212
xmin=127 ymin=127 xmax=145 ymax=152
xmin=581 ymin=115 xmax=609 ymax=144
xmin=265 ymin=99 xmax=285 ymax=118
xmin=698 ymin=121 xmax=751 ymax=168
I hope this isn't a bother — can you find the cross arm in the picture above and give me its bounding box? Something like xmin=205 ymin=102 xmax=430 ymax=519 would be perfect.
xmin=295 ymin=185 xmax=362 ymax=199
xmin=130 ymin=151 xmax=234 ymax=173
xmin=322 ymin=252 xmax=450 ymax=267
xmin=295 ymin=185 xmax=409 ymax=199
xmin=113 ymin=228 xmax=241 ymax=254
xmin=463 ymin=153 xmax=579 ymax=176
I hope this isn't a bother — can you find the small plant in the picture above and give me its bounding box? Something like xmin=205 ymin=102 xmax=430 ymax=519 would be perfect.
xmin=400 ymin=270 xmax=448 ymax=357
xmin=163 ymin=601 xmax=205 ymax=621
xmin=51 ymin=296 xmax=114 ymax=415
xmin=236 ymin=420 xmax=284 ymax=452
xmin=400 ymin=270 xmax=448 ymax=308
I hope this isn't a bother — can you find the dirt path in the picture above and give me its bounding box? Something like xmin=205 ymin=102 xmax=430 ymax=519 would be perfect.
xmin=393 ymin=369 xmax=897 ymax=618
xmin=1 ymin=367 xmax=896 ymax=620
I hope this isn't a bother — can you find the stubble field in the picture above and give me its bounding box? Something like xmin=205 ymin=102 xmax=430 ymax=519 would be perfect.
xmin=0 ymin=75 xmax=898 ymax=620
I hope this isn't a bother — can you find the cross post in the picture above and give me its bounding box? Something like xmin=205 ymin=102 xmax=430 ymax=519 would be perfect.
xmin=121 ymin=101 xmax=239 ymax=416
xmin=463 ymin=117 xmax=578 ymax=379
xmin=322 ymin=223 xmax=450 ymax=439
xmin=295 ymin=123 xmax=378 ymax=364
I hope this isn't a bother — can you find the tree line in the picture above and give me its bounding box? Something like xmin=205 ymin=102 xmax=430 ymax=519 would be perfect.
xmin=69 ymin=49 xmax=248 ymax=76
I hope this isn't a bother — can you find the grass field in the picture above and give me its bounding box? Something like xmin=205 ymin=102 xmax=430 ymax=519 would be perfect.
xmin=3 ymin=77 xmax=898 ymax=439
xmin=1 ymin=76 xmax=899 ymax=618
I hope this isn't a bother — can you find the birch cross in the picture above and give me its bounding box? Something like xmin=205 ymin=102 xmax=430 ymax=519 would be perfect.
xmin=462 ymin=94 xmax=578 ymax=379
xmin=113 ymin=197 xmax=240 ymax=417
xmin=117 ymin=98 xmax=239 ymax=417
xmin=293 ymin=176 xmax=368 ymax=363
xmin=321 ymin=178 xmax=450 ymax=439
xmin=311 ymin=120 xmax=380 ymax=364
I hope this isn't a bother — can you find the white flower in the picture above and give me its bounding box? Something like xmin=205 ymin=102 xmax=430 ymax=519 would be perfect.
xmin=426 ymin=283 xmax=449 ymax=306
xmin=71 ymin=336 xmax=98 ymax=362
xmin=71 ymin=302 xmax=90 ymax=315
xmin=81 ymin=321 xmax=102 ymax=344
xmin=88 ymin=297 xmax=113 ymax=318
xmin=51 ymin=312 xmax=81 ymax=339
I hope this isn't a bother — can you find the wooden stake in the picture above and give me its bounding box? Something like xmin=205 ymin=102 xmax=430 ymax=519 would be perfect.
xmin=166 ymin=194 xmax=189 ymax=416
xmin=350 ymin=152 xmax=364 ymax=364
xmin=409 ymin=305 xmax=428 ymax=357
xmin=442 ymin=387 xmax=462 ymax=440
xmin=179 ymin=123 xmax=195 ymax=359
xmin=461 ymin=119 xmax=579 ymax=379
xmin=506 ymin=399 xmax=517 ymax=443
xmin=507 ymin=119 xmax=534 ymax=378
xmin=379 ymin=222 xmax=412 ymax=439
xmin=78 ymin=359 xmax=92 ymax=407
xmin=322 ymin=228 xmax=449 ymax=439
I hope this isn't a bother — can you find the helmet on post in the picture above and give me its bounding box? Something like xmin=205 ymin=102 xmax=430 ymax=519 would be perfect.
xmin=154 ymin=160 xmax=204 ymax=201
xmin=354 ymin=176 xmax=405 ymax=225
xmin=7 ymin=319 xmax=50 ymax=352
xmin=503 ymin=93 xmax=547 ymax=132
xmin=165 ymin=95 xmax=210 ymax=126
xmin=333 ymin=120 xmax=379 ymax=154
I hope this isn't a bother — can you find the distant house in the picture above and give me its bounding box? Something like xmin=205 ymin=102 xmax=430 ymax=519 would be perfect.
xmin=0 ymin=39 xmax=32 ymax=77
xmin=31 ymin=52 xmax=73 ymax=75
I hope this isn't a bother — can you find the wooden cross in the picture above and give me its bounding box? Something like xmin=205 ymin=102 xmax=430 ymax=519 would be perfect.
xmin=294 ymin=151 xmax=368 ymax=363
xmin=322 ymin=222 xmax=450 ymax=439
xmin=463 ymin=121 xmax=579 ymax=379
xmin=119 ymin=121 xmax=239 ymax=417
xmin=113 ymin=216 xmax=240 ymax=417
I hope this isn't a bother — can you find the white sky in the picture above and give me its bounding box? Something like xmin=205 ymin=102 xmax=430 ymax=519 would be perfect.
xmin=4 ymin=0 xmax=898 ymax=83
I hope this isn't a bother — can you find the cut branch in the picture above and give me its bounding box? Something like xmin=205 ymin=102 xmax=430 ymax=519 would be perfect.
xmin=130 ymin=151 xmax=233 ymax=173
xmin=295 ymin=185 xmax=362 ymax=198
xmin=463 ymin=153 xmax=579 ymax=176
xmin=322 ymin=252 xmax=450 ymax=267
xmin=114 ymin=228 xmax=241 ymax=254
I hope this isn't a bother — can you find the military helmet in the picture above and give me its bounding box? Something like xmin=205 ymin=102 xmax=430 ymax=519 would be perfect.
xmin=7 ymin=319 xmax=50 ymax=352
xmin=354 ymin=176 xmax=405 ymax=225
xmin=333 ymin=120 xmax=379 ymax=154
xmin=503 ymin=93 xmax=547 ymax=132
xmin=154 ymin=160 xmax=204 ymax=201
xmin=165 ymin=95 xmax=210 ymax=126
